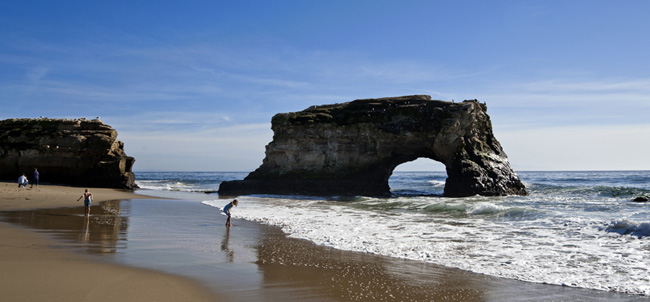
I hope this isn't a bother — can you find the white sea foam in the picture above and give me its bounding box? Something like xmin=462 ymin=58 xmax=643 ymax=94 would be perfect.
xmin=427 ymin=180 xmax=446 ymax=186
xmin=137 ymin=180 xmax=216 ymax=193
xmin=203 ymin=195 xmax=650 ymax=296
xmin=606 ymin=220 xmax=650 ymax=238
xmin=133 ymin=170 xmax=650 ymax=296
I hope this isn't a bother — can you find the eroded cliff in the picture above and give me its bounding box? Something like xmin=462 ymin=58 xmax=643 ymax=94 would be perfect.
xmin=219 ymin=95 xmax=527 ymax=197
xmin=0 ymin=118 xmax=136 ymax=189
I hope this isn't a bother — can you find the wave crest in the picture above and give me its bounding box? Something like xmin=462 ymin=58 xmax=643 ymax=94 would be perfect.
xmin=605 ymin=220 xmax=650 ymax=238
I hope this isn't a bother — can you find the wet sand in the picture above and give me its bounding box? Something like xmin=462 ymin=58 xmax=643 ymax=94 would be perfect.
xmin=0 ymin=182 xmax=216 ymax=302
xmin=1 ymin=186 xmax=646 ymax=302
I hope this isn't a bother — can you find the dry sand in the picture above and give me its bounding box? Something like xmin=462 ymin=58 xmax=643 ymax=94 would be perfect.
xmin=0 ymin=182 xmax=217 ymax=302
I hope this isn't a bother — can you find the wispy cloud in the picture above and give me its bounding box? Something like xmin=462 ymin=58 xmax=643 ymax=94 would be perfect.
xmin=4 ymin=30 xmax=649 ymax=171
xmin=104 ymin=111 xmax=254 ymax=133
xmin=119 ymin=122 xmax=273 ymax=171
xmin=477 ymin=76 xmax=650 ymax=132
xmin=26 ymin=66 xmax=48 ymax=89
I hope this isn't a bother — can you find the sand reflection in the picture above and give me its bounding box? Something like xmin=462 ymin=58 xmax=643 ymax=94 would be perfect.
xmin=80 ymin=215 xmax=90 ymax=242
xmin=0 ymin=200 xmax=129 ymax=253
xmin=221 ymin=226 xmax=234 ymax=262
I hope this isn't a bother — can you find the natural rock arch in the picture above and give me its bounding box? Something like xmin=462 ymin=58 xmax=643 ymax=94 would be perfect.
xmin=219 ymin=95 xmax=527 ymax=197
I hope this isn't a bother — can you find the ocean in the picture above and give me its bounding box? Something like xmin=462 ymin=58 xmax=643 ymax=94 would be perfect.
xmin=136 ymin=170 xmax=650 ymax=296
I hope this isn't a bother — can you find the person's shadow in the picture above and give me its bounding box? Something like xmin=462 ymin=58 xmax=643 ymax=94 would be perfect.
xmin=220 ymin=226 xmax=234 ymax=262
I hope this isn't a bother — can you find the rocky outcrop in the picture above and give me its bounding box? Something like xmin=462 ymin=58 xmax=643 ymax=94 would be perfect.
xmin=633 ymin=196 xmax=649 ymax=202
xmin=0 ymin=118 xmax=137 ymax=189
xmin=219 ymin=95 xmax=527 ymax=197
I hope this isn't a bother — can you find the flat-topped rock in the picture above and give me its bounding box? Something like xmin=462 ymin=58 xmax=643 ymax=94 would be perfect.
xmin=0 ymin=118 xmax=137 ymax=189
xmin=219 ymin=95 xmax=527 ymax=197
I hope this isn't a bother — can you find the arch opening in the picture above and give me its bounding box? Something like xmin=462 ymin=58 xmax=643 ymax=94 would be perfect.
xmin=388 ymin=158 xmax=447 ymax=197
xmin=219 ymin=96 xmax=527 ymax=197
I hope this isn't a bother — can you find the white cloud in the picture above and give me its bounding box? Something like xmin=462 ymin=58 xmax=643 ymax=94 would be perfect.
xmin=483 ymin=77 xmax=650 ymax=108
xmin=520 ymin=78 xmax=650 ymax=94
xmin=5 ymin=34 xmax=650 ymax=173
xmin=108 ymin=111 xmax=236 ymax=129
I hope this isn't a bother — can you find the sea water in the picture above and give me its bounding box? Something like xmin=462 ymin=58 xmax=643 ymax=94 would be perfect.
xmin=137 ymin=170 xmax=650 ymax=296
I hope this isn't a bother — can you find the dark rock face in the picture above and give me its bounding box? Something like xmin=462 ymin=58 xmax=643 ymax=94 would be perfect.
xmin=0 ymin=118 xmax=137 ymax=189
xmin=633 ymin=196 xmax=649 ymax=202
xmin=219 ymin=95 xmax=527 ymax=197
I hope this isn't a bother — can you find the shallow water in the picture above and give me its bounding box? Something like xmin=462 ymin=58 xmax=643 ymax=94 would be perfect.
xmin=2 ymin=198 xmax=647 ymax=301
xmin=137 ymin=170 xmax=650 ymax=296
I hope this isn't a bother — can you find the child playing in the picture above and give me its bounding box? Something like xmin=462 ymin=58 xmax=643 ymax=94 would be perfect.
xmin=77 ymin=189 xmax=93 ymax=216
xmin=223 ymin=199 xmax=238 ymax=226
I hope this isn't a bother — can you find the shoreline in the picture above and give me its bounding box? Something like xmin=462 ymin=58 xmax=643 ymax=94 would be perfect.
xmin=0 ymin=181 xmax=217 ymax=302
xmin=1 ymin=181 xmax=647 ymax=301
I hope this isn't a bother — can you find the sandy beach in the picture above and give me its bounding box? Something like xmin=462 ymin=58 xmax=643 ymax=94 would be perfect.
xmin=0 ymin=181 xmax=217 ymax=302
xmin=2 ymin=181 xmax=647 ymax=302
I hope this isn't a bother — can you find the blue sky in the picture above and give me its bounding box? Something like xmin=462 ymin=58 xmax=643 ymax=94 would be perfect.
xmin=1 ymin=1 xmax=649 ymax=172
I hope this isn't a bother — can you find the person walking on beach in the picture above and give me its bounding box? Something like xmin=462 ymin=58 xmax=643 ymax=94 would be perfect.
xmin=17 ymin=173 xmax=28 ymax=188
xmin=77 ymin=189 xmax=93 ymax=216
xmin=31 ymin=168 xmax=39 ymax=189
xmin=224 ymin=199 xmax=238 ymax=226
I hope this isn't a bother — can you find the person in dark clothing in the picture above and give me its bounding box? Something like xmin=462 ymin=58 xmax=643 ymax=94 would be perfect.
xmin=31 ymin=168 xmax=39 ymax=189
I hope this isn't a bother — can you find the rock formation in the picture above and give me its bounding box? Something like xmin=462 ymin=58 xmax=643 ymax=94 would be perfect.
xmin=219 ymin=95 xmax=527 ymax=197
xmin=0 ymin=118 xmax=137 ymax=189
